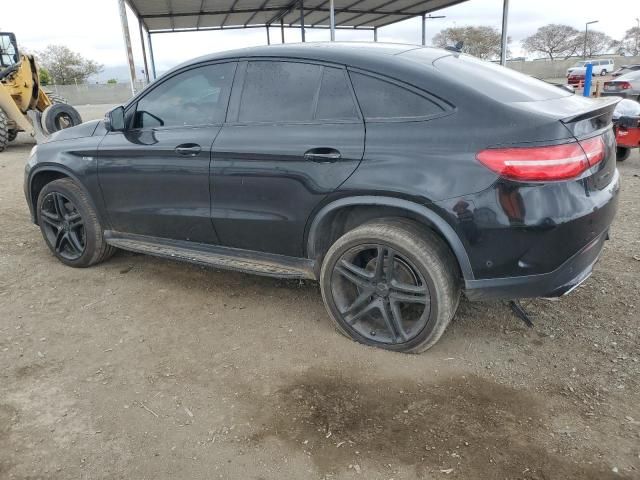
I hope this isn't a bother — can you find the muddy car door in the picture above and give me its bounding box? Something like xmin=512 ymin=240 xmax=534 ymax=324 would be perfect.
xmin=210 ymin=60 xmax=365 ymax=256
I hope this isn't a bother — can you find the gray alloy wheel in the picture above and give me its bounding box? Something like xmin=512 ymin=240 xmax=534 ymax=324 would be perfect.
xmin=320 ymin=219 xmax=460 ymax=353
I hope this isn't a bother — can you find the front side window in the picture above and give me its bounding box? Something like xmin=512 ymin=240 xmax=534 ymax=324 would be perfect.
xmin=133 ymin=62 xmax=235 ymax=129
xmin=238 ymin=61 xmax=322 ymax=123
xmin=349 ymin=72 xmax=444 ymax=120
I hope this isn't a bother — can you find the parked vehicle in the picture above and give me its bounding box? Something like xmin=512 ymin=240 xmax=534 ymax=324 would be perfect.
xmin=567 ymin=59 xmax=614 ymax=77
xmin=602 ymin=70 xmax=640 ymax=101
xmin=613 ymin=99 xmax=640 ymax=161
xmin=612 ymin=64 xmax=640 ymax=77
xmin=567 ymin=73 xmax=586 ymax=86
xmin=24 ymin=43 xmax=620 ymax=353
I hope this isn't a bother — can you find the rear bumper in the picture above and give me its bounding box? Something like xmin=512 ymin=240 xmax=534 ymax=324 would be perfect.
xmin=464 ymin=229 xmax=607 ymax=301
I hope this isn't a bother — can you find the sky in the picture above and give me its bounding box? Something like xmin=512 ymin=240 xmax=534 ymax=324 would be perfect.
xmin=2 ymin=0 xmax=639 ymax=81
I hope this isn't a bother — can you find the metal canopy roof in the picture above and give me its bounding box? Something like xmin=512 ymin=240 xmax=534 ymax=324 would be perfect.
xmin=128 ymin=0 xmax=467 ymax=33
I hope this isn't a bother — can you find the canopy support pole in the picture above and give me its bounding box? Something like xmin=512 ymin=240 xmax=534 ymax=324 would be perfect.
xmin=147 ymin=31 xmax=157 ymax=80
xmin=421 ymin=13 xmax=426 ymax=46
xmin=281 ymin=19 xmax=285 ymax=43
xmin=138 ymin=21 xmax=150 ymax=83
xmin=500 ymin=0 xmax=509 ymax=66
xmin=300 ymin=0 xmax=305 ymax=42
xmin=373 ymin=27 xmax=377 ymax=42
xmin=118 ymin=0 xmax=137 ymax=96
xmin=329 ymin=0 xmax=335 ymax=41
xmin=266 ymin=25 xmax=271 ymax=44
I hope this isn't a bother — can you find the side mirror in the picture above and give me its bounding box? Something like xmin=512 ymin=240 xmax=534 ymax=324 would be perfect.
xmin=105 ymin=106 xmax=125 ymax=132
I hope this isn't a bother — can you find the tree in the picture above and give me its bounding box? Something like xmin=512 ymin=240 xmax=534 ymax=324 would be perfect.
xmin=616 ymin=26 xmax=640 ymax=56
xmin=107 ymin=78 xmax=118 ymax=84
xmin=576 ymin=30 xmax=613 ymax=57
xmin=522 ymin=24 xmax=581 ymax=60
xmin=39 ymin=67 xmax=51 ymax=86
xmin=35 ymin=45 xmax=103 ymax=84
xmin=432 ymin=26 xmax=507 ymax=60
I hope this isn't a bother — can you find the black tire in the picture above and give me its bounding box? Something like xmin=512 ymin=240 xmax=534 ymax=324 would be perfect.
xmin=320 ymin=219 xmax=460 ymax=353
xmin=36 ymin=178 xmax=115 ymax=267
xmin=45 ymin=92 xmax=69 ymax=105
xmin=8 ymin=130 xmax=17 ymax=142
xmin=41 ymin=103 xmax=82 ymax=135
xmin=0 ymin=108 xmax=8 ymax=152
xmin=600 ymin=69 xmax=607 ymax=76
xmin=616 ymin=147 xmax=631 ymax=162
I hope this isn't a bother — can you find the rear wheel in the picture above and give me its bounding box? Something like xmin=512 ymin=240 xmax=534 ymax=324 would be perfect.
xmin=320 ymin=220 xmax=460 ymax=353
xmin=45 ymin=92 xmax=69 ymax=105
xmin=37 ymin=178 xmax=115 ymax=267
xmin=8 ymin=130 xmax=17 ymax=142
xmin=616 ymin=147 xmax=631 ymax=162
xmin=0 ymin=108 xmax=8 ymax=152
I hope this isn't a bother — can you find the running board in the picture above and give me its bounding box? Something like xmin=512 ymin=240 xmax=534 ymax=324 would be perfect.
xmin=104 ymin=231 xmax=317 ymax=280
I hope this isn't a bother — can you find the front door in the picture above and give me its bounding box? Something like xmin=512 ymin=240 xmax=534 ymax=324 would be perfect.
xmin=211 ymin=60 xmax=365 ymax=257
xmin=98 ymin=62 xmax=236 ymax=243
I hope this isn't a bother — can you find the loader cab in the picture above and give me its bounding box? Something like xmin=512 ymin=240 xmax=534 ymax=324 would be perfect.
xmin=0 ymin=32 xmax=19 ymax=68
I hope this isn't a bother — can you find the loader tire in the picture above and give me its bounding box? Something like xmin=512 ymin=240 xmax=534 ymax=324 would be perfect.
xmin=0 ymin=108 xmax=9 ymax=152
xmin=45 ymin=93 xmax=69 ymax=105
xmin=41 ymin=104 xmax=82 ymax=135
xmin=8 ymin=130 xmax=17 ymax=142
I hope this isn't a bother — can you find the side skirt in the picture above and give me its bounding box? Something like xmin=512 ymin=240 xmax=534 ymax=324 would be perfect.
xmin=104 ymin=231 xmax=317 ymax=280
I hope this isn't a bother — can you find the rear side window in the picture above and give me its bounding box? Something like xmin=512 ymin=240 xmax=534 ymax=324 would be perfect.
xmin=315 ymin=67 xmax=359 ymax=120
xmin=239 ymin=61 xmax=321 ymax=122
xmin=349 ymin=72 xmax=444 ymax=120
xmin=133 ymin=62 xmax=234 ymax=128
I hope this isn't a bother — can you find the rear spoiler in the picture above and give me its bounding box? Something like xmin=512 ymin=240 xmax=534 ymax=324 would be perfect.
xmin=561 ymin=97 xmax=620 ymax=136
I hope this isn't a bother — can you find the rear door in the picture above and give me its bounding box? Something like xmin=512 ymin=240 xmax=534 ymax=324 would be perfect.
xmin=98 ymin=62 xmax=236 ymax=243
xmin=210 ymin=60 xmax=365 ymax=256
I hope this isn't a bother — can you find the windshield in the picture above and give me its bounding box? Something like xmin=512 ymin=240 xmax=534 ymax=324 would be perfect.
xmin=427 ymin=53 xmax=571 ymax=102
xmin=0 ymin=33 xmax=18 ymax=68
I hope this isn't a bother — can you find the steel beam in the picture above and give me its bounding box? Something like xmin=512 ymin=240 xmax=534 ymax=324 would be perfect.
xmin=118 ymin=0 xmax=137 ymax=96
xmin=147 ymin=31 xmax=157 ymax=79
xmin=329 ymin=0 xmax=335 ymax=41
xmin=138 ymin=21 xmax=150 ymax=83
xmin=266 ymin=25 xmax=271 ymax=44
xmin=500 ymin=0 xmax=509 ymax=66
xmin=374 ymin=27 xmax=378 ymax=42
xmin=281 ymin=18 xmax=285 ymax=43
xmin=300 ymin=0 xmax=306 ymax=42
xmin=421 ymin=13 xmax=425 ymax=46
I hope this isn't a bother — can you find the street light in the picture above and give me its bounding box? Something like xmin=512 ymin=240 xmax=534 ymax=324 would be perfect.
xmin=583 ymin=20 xmax=598 ymax=59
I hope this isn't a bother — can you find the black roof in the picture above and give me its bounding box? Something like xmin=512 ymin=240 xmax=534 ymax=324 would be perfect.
xmin=173 ymin=42 xmax=452 ymax=72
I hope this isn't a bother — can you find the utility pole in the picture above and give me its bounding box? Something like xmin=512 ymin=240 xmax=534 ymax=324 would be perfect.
xmin=420 ymin=14 xmax=445 ymax=47
xmin=584 ymin=20 xmax=598 ymax=59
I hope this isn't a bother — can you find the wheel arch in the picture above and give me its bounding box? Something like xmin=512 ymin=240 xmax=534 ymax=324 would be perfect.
xmin=306 ymin=196 xmax=474 ymax=281
xmin=28 ymin=165 xmax=103 ymax=226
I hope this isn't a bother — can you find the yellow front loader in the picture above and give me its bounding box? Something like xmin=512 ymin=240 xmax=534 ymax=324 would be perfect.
xmin=0 ymin=32 xmax=82 ymax=152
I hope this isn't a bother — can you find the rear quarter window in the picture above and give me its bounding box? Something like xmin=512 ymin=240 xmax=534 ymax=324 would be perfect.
xmin=349 ymin=71 xmax=444 ymax=120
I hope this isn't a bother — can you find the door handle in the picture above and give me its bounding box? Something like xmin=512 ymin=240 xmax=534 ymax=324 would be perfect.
xmin=175 ymin=143 xmax=202 ymax=156
xmin=304 ymin=148 xmax=342 ymax=163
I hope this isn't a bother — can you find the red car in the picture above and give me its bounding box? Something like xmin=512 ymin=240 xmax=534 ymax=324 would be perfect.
xmin=567 ymin=73 xmax=585 ymax=86
xmin=614 ymin=115 xmax=640 ymax=161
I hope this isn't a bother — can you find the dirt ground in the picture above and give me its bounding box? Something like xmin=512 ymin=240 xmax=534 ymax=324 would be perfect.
xmin=1 ymin=105 xmax=639 ymax=480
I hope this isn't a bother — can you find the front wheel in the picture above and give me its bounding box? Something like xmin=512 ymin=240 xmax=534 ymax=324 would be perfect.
xmin=320 ymin=220 xmax=460 ymax=353
xmin=616 ymin=147 xmax=631 ymax=162
xmin=37 ymin=178 xmax=115 ymax=267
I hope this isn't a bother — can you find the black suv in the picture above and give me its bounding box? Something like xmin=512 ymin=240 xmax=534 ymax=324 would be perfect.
xmin=24 ymin=43 xmax=620 ymax=353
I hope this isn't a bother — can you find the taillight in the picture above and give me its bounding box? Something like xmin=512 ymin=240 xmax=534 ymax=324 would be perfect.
xmin=618 ymin=81 xmax=632 ymax=90
xmin=476 ymin=136 xmax=605 ymax=181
